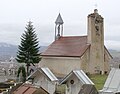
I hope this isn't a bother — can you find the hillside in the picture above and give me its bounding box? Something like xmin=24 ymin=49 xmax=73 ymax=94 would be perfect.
xmin=109 ymin=49 xmax=120 ymax=58
xmin=0 ymin=42 xmax=119 ymax=61
xmin=0 ymin=42 xmax=47 ymax=61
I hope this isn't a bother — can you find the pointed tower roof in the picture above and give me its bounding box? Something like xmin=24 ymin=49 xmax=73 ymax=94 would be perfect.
xmin=55 ymin=13 xmax=64 ymax=25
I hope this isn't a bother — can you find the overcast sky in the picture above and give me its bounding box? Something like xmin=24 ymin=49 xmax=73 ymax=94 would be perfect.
xmin=0 ymin=0 xmax=120 ymax=50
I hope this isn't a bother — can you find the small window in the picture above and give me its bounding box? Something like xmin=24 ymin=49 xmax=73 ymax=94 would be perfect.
xmin=70 ymin=80 xmax=74 ymax=84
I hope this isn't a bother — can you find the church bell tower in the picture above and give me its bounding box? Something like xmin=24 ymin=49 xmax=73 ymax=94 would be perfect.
xmin=55 ymin=13 xmax=64 ymax=40
xmin=87 ymin=9 xmax=105 ymax=74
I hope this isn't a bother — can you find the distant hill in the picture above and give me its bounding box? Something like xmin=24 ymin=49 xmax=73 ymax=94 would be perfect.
xmin=39 ymin=46 xmax=48 ymax=53
xmin=109 ymin=49 xmax=120 ymax=58
xmin=0 ymin=42 xmax=120 ymax=61
xmin=0 ymin=42 xmax=18 ymax=55
xmin=109 ymin=49 xmax=120 ymax=68
xmin=0 ymin=43 xmax=17 ymax=61
xmin=0 ymin=42 xmax=47 ymax=61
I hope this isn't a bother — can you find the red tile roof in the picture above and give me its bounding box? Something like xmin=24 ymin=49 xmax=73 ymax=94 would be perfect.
xmin=13 ymin=85 xmax=28 ymax=94
xmin=41 ymin=36 xmax=90 ymax=57
xmin=13 ymin=84 xmax=49 ymax=94
xmin=24 ymin=87 xmax=36 ymax=94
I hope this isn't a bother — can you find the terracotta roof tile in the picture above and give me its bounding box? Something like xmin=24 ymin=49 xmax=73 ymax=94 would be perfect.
xmin=41 ymin=36 xmax=90 ymax=57
xmin=13 ymin=85 xmax=29 ymax=94
xmin=24 ymin=87 xmax=36 ymax=94
xmin=13 ymin=84 xmax=49 ymax=94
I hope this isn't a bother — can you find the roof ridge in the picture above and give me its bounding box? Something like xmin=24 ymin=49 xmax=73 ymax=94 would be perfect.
xmin=61 ymin=35 xmax=87 ymax=38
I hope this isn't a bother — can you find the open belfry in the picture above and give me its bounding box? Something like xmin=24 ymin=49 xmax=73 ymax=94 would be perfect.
xmin=39 ymin=9 xmax=112 ymax=77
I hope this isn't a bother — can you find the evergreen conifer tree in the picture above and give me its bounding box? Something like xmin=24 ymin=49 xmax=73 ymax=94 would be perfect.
xmin=16 ymin=21 xmax=40 ymax=76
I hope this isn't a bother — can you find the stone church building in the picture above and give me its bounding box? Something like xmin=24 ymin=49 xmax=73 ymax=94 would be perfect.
xmin=39 ymin=9 xmax=112 ymax=77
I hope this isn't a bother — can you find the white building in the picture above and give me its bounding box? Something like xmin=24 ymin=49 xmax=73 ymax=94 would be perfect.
xmin=60 ymin=70 xmax=95 ymax=94
xmin=27 ymin=67 xmax=58 ymax=94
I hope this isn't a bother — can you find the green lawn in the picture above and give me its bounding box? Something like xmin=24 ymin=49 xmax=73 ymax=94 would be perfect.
xmin=55 ymin=74 xmax=108 ymax=93
xmin=89 ymin=74 xmax=108 ymax=90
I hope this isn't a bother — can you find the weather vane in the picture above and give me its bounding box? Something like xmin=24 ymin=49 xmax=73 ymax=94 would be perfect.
xmin=94 ymin=0 xmax=98 ymax=9
xmin=94 ymin=3 xmax=98 ymax=9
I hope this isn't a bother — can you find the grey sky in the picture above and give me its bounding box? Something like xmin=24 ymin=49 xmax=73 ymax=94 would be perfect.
xmin=0 ymin=0 xmax=120 ymax=50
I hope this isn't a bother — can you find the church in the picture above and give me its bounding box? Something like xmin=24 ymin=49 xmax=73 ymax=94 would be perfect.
xmin=39 ymin=9 xmax=112 ymax=77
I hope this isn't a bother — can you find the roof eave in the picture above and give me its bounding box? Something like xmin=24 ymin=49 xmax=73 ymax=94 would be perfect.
xmin=41 ymin=55 xmax=82 ymax=58
xmin=60 ymin=71 xmax=73 ymax=85
xmin=104 ymin=46 xmax=113 ymax=59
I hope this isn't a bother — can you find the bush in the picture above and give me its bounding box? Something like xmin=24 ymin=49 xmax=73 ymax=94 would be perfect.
xmin=17 ymin=66 xmax=26 ymax=82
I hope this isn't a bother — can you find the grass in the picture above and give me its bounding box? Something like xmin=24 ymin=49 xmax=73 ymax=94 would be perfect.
xmin=89 ymin=74 xmax=108 ymax=90
xmin=55 ymin=74 xmax=108 ymax=93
